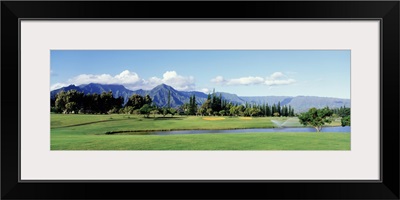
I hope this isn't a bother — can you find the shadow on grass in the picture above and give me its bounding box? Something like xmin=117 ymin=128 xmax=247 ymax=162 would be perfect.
xmin=51 ymin=118 xmax=135 ymax=129
xmin=52 ymin=116 xmax=186 ymax=129
xmin=96 ymin=131 xmax=154 ymax=135
xmin=152 ymin=117 xmax=184 ymax=120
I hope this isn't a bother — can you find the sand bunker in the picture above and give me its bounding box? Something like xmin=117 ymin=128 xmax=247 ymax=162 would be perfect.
xmin=202 ymin=117 xmax=226 ymax=121
xmin=239 ymin=117 xmax=253 ymax=120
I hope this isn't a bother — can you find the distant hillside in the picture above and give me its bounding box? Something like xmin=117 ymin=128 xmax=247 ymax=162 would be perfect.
xmin=284 ymin=96 xmax=351 ymax=112
xmin=51 ymin=83 xmax=350 ymax=112
xmin=240 ymin=96 xmax=292 ymax=105
xmin=240 ymin=96 xmax=350 ymax=112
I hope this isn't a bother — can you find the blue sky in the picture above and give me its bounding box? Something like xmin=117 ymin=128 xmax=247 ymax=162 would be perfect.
xmin=51 ymin=50 xmax=350 ymax=98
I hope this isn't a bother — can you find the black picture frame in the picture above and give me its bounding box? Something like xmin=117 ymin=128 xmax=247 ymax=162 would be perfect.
xmin=1 ymin=1 xmax=399 ymax=199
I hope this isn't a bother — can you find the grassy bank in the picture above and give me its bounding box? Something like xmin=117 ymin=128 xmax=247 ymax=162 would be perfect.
xmin=51 ymin=132 xmax=350 ymax=150
xmin=51 ymin=114 xmax=350 ymax=150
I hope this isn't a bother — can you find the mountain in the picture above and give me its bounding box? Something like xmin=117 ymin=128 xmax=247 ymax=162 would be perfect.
xmin=50 ymin=84 xmax=85 ymax=98
xmin=80 ymin=83 xmax=137 ymax=103
xmin=215 ymin=92 xmax=245 ymax=105
xmin=50 ymin=83 xmax=137 ymax=104
xmin=148 ymin=84 xmax=187 ymax=107
xmin=80 ymin=83 xmax=129 ymax=94
xmin=50 ymin=83 xmax=350 ymax=112
xmin=50 ymin=83 xmax=208 ymax=107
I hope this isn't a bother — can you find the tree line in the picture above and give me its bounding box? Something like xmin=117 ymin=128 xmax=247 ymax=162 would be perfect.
xmin=179 ymin=90 xmax=295 ymax=117
xmin=51 ymin=90 xmax=155 ymax=115
xmin=332 ymin=106 xmax=351 ymax=127
xmin=51 ymin=90 xmax=124 ymax=114
xmin=51 ymin=89 xmax=297 ymax=117
xmin=51 ymin=90 xmax=176 ymax=117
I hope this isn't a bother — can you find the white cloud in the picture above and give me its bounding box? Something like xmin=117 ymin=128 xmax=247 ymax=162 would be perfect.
xmin=265 ymin=72 xmax=296 ymax=86
xmin=114 ymin=70 xmax=141 ymax=84
xmin=265 ymin=79 xmax=296 ymax=86
xmin=50 ymin=83 xmax=68 ymax=90
xmin=270 ymin=72 xmax=285 ymax=79
xmin=161 ymin=71 xmax=195 ymax=91
xmin=50 ymin=70 xmax=196 ymax=91
xmin=228 ymin=76 xmax=264 ymax=85
xmin=200 ymin=88 xmax=211 ymax=94
xmin=63 ymin=70 xmax=143 ymax=90
xmin=211 ymin=76 xmax=226 ymax=84
xmin=210 ymin=72 xmax=296 ymax=87
xmin=211 ymin=75 xmax=263 ymax=86
xmin=142 ymin=71 xmax=195 ymax=91
xmin=163 ymin=71 xmax=178 ymax=80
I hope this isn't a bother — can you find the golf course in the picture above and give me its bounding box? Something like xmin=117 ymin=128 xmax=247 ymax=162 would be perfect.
xmin=51 ymin=114 xmax=350 ymax=150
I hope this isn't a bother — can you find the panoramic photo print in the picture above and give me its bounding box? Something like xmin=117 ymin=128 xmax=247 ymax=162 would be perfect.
xmin=50 ymin=50 xmax=351 ymax=150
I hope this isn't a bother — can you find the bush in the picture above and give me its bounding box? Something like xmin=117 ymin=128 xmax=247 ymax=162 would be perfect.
xmin=50 ymin=107 xmax=60 ymax=113
xmin=341 ymin=116 xmax=351 ymax=127
xmin=107 ymin=107 xmax=119 ymax=114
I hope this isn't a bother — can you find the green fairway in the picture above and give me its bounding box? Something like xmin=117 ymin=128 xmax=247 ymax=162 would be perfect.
xmin=51 ymin=114 xmax=350 ymax=150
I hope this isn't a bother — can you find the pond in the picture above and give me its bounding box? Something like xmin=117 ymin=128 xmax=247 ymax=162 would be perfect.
xmin=124 ymin=126 xmax=350 ymax=135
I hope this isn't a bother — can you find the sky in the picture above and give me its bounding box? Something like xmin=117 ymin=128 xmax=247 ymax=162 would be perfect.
xmin=50 ymin=50 xmax=351 ymax=98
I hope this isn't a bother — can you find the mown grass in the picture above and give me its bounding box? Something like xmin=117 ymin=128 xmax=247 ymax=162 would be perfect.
xmin=51 ymin=132 xmax=350 ymax=150
xmin=51 ymin=114 xmax=350 ymax=150
xmin=51 ymin=114 xmax=276 ymax=133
